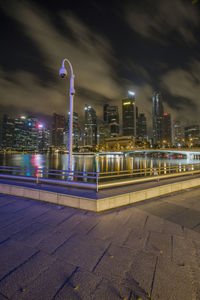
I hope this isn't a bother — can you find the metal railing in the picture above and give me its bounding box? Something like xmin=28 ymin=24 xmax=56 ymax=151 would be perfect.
xmin=0 ymin=163 xmax=200 ymax=191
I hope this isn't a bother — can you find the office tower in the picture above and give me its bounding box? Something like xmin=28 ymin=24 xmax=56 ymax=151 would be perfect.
xmin=162 ymin=113 xmax=172 ymax=146
xmin=1 ymin=114 xmax=15 ymax=149
xmin=172 ymin=121 xmax=185 ymax=147
xmin=84 ymin=105 xmax=97 ymax=146
xmin=14 ymin=115 xmax=30 ymax=150
xmin=98 ymin=121 xmax=110 ymax=145
xmin=137 ymin=113 xmax=147 ymax=141
xmin=103 ymin=104 xmax=119 ymax=137
xmin=26 ymin=116 xmax=38 ymax=150
xmin=152 ymin=91 xmax=164 ymax=146
xmin=103 ymin=104 xmax=109 ymax=122
xmin=52 ymin=113 xmax=65 ymax=147
xmin=185 ymin=125 xmax=200 ymax=147
xmin=37 ymin=124 xmax=51 ymax=150
xmin=64 ymin=112 xmax=80 ymax=148
xmin=122 ymin=92 xmax=136 ymax=136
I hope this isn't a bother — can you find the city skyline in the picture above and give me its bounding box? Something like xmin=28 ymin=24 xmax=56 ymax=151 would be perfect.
xmin=0 ymin=1 xmax=200 ymax=126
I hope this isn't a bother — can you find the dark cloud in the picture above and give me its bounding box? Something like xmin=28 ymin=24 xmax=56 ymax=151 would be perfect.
xmin=0 ymin=0 xmax=200 ymax=130
xmin=125 ymin=0 xmax=199 ymax=45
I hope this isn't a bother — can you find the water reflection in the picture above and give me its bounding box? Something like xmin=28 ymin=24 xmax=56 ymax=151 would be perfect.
xmin=0 ymin=153 xmax=200 ymax=174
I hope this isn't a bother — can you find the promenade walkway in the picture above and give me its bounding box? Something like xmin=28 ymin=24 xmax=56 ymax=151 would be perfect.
xmin=0 ymin=187 xmax=200 ymax=299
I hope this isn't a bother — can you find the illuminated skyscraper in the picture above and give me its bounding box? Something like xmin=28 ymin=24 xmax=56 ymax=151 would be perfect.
xmin=103 ymin=104 xmax=119 ymax=137
xmin=122 ymin=92 xmax=136 ymax=136
xmin=84 ymin=105 xmax=97 ymax=146
xmin=137 ymin=113 xmax=147 ymax=141
xmin=152 ymin=91 xmax=164 ymax=146
xmin=52 ymin=113 xmax=65 ymax=147
xmin=172 ymin=121 xmax=185 ymax=147
xmin=162 ymin=113 xmax=172 ymax=146
xmin=1 ymin=114 xmax=15 ymax=149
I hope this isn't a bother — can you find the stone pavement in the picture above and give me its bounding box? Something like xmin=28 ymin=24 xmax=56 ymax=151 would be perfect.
xmin=0 ymin=187 xmax=200 ymax=299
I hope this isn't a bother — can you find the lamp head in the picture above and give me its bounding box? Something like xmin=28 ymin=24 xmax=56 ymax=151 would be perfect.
xmin=59 ymin=66 xmax=67 ymax=78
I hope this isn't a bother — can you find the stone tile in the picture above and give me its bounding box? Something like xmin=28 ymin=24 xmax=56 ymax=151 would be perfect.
xmin=12 ymin=259 xmax=76 ymax=300
xmin=0 ymin=293 xmax=8 ymax=300
xmin=0 ymin=239 xmax=38 ymax=280
xmin=162 ymin=219 xmax=184 ymax=236
xmin=122 ymin=251 xmax=157 ymax=296
xmin=53 ymin=268 xmax=101 ymax=300
xmin=91 ymin=279 xmax=132 ymax=300
xmin=152 ymin=256 xmax=195 ymax=300
xmin=0 ymin=251 xmax=56 ymax=298
xmin=94 ymin=244 xmax=138 ymax=284
xmin=167 ymin=208 xmax=200 ymax=229
xmin=172 ymin=235 xmax=196 ymax=266
xmin=146 ymin=231 xmax=172 ymax=257
xmin=144 ymin=214 xmax=164 ymax=233
xmin=53 ymin=234 xmax=110 ymax=272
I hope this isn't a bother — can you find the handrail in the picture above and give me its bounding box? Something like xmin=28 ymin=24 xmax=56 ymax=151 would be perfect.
xmin=0 ymin=163 xmax=200 ymax=191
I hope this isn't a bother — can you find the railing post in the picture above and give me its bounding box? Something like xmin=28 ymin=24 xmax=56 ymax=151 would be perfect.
xmin=96 ymin=171 xmax=99 ymax=192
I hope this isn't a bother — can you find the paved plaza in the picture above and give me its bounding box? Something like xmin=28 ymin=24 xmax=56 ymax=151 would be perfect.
xmin=0 ymin=187 xmax=200 ymax=299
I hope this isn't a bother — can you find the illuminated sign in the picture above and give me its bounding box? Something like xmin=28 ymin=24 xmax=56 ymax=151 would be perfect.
xmin=123 ymin=102 xmax=131 ymax=105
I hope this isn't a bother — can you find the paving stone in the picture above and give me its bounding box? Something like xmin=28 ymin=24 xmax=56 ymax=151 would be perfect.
xmin=91 ymin=279 xmax=132 ymax=300
xmin=35 ymin=209 xmax=74 ymax=226
xmin=12 ymin=259 xmax=76 ymax=300
xmin=53 ymin=268 xmax=101 ymax=300
xmin=0 ymin=293 xmax=8 ymax=300
xmin=94 ymin=244 xmax=138 ymax=284
xmin=162 ymin=219 xmax=184 ymax=236
xmin=11 ymin=222 xmax=53 ymax=246
xmin=172 ymin=235 xmax=196 ymax=266
xmin=152 ymin=256 xmax=195 ymax=300
xmin=144 ymin=214 xmax=164 ymax=233
xmin=53 ymin=234 xmax=110 ymax=272
xmin=122 ymin=251 xmax=157 ymax=296
xmin=167 ymin=208 xmax=200 ymax=229
xmin=0 ymin=239 xmax=38 ymax=280
xmin=0 ymin=251 xmax=56 ymax=298
xmin=37 ymin=229 xmax=74 ymax=254
xmin=146 ymin=231 xmax=172 ymax=257
xmin=1 ymin=189 xmax=200 ymax=299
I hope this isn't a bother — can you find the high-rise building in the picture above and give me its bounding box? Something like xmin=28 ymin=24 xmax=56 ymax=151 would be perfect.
xmin=52 ymin=113 xmax=65 ymax=147
xmin=84 ymin=105 xmax=97 ymax=146
xmin=98 ymin=121 xmax=110 ymax=146
xmin=137 ymin=113 xmax=147 ymax=141
xmin=152 ymin=91 xmax=164 ymax=146
xmin=172 ymin=121 xmax=185 ymax=147
xmin=122 ymin=93 xmax=136 ymax=137
xmin=1 ymin=115 xmax=15 ymax=149
xmin=1 ymin=114 xmax=49 ymax=151
xmin=161 ymin=113 xmax=172 ymax=147
xmin=185 ymin=125 xmax=200 ymax=147
xmin=103 ymin=104 xmax=119 ymax=137
xmin=103 ymin=104 xmax=109 ymax=122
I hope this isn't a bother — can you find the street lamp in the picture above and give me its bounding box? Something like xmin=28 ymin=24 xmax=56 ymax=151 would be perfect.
xmin=59 ymin=58 xmax=75 ymax=173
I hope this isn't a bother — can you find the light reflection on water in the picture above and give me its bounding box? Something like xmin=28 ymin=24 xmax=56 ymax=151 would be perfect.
xmin=0 ymin=153 xmax=200 ymax=173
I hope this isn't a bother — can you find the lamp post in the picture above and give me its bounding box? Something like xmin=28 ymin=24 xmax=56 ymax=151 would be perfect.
xmin=59 ymin=58 xmax=75 ymax=173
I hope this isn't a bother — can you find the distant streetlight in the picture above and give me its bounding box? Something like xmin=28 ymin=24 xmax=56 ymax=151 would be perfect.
xmin=59 ymin=58 xmax=75 ymax=173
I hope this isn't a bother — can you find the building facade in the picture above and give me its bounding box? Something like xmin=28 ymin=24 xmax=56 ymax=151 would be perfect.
xmin=103 ymin=104 xmax=119 ymax=137
xmin=84 ymin=105 xmax=97 ymax=146
xmin=52 ymin=113 xmax=65 ymax=147
xmin=122 ymin=94 xmax=136 ymax=137
xmin=152 ymin=91 xmax=164 ymax=146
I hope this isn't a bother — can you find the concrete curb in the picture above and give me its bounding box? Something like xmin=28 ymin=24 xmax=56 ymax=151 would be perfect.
xmin=0 ymin=177 xmax=200 ymax=212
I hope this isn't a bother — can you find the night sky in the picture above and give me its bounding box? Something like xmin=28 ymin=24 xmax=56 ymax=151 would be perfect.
xmin=0 ymin=0 xmax=200 ymax=129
